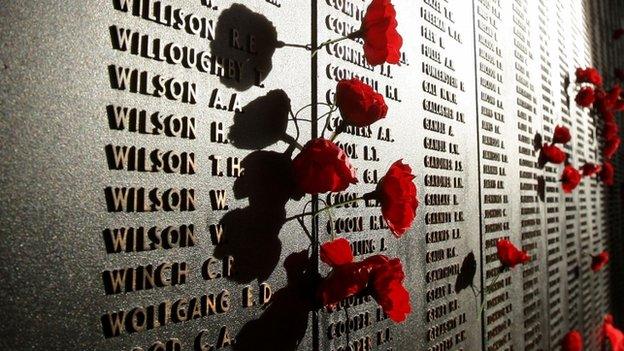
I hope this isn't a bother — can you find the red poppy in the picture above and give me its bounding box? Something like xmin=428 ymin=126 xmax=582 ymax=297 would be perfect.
xmin=600 ymin=161 xmax=615 ymax=186
xmin=496 ymin=239 xmax=530 ymax=268
xmin=358 ymin=0 xmax=403 ymax=66
xmin=603 ymin=314 xmax=624 ymax=351
xmin=575 ymin=67 xmax=603 ymax=86
xmin=604 ymin=137 xmax=621 ymax=159
xmin=540 ymin=144 xmax=567 ymax=164
xmin=553 ymin=125 xmax=572 ymax=144
xmin=292 ymin=138 xmax=358 ymax=194
xmin=604 ymin=122 xmax=619 ymax=141
xmin=317 ymin=261 xmax=371 ymax=307
xmin=561 ymin=330 xmax=583 ymax=351
xmin=561 ymin=165 xmax=582 ymax=193
xmin=610 ymin=84 xmax=622 ymax=98
xmin=591 ymin=251 xmax=610 ymax=272
xmin=336 ymin=78 xmax=388 ymax=127
xmin=614 ymin=28 xmax=624 ymax=40
xmin=373 ymin=160 xmax=418 ymax=237
xmin=581 ymin=163 xmax=601 ymax=177
xmin=367 ymin=255 xmax=411 ymax=323
xmin=320 ymin=238 xmax=353 ymax=267
xmin=598 ymin=100 xmax=616 ymax=123
xmin=318 ymin=254 xmax=411 ymax=323
xmin=575 ymin=86 xmax=596 ymax=107
xmin=604 ymin=85 xmax=622 ymax=109
xmin=615 ymin=100 xmax=624 ymax=112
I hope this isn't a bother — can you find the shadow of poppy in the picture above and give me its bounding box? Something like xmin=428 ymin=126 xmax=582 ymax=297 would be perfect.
xmin=533 ymin=132 xmax=543 ymax=152
xmin=537 ymin=150 xmax=547 ymax=169
xmin=229 ymin=89 xmax=291 ymax=150
xmin=534 ymin=132 xmax=549 ymax=170
xmin=455 ymin=252 xmax=477 ymax=294
xmin=234 ymin=250 xmax=318 ymax=351
xmin=210 ymin=4 xmax=278 ymax=91
xmin=213 ymin=150 xmax=301 ymax=284
xmin=536 ymin=175 xmax=546 ymax=202
xmin=563 ymin=75 xmax=571 ymax=106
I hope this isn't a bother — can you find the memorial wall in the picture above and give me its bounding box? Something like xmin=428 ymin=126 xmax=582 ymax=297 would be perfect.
xmin=1 ymin=0 xmax=623 ymax=350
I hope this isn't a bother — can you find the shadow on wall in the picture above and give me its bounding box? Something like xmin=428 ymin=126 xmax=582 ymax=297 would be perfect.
xmin=210 ymin=4 xmax=278 ymax=91
xmin=212 ymin=149 xmax=301 ymax=284
xmin=210 ymin=5 xmax=317 ymax=349
xmin=212 ymin=85 xmax=303 ymax=284
xmin=455 ymin=251 xmax=477 ymax=294
xmin=228 ymin=90 xmax=292 ymax=150
xmin=233 ymin=250 xmax=319 ymax=350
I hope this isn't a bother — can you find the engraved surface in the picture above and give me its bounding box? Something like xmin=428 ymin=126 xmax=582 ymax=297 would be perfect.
xmin=1 ymin=0 xmax=624 ymax=350
xmin=0 ymin=1 xmax=313 ymax=350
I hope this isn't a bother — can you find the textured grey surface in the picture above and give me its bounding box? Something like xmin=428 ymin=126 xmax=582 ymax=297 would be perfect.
xmin=0 ymin=1 xmax=313 ymax=350
xmin=1 ymin=0 xmax=624 ymax=351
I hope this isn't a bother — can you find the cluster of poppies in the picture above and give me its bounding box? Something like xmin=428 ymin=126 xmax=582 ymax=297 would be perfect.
xmin=288 ymin=0 xmax=620 ymax=332
xmin=562 ymin=314 xmax=623 ymax=351
xmin=318 ymin=238 xmax=410 ymax=322
xmin=493 ymin=238 xmax=611 ymax=351
xmin=496 ymin=241 xmax=609 ymax=350
xmin=540 ymin=125 xmax=584 ymax=192
xmin=573 ymin=66 xmax=621 ymax=186
xmin=296 ymin=0 xmax=413 ymax=323
xmin=542 ymin=65 xmax=621 ymax=194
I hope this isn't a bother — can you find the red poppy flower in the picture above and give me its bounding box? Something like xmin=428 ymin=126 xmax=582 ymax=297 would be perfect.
xmin=320 ymin=238 xmax=353 ymax=267
xmin=553 ymin=125 xmax=572 ymax=144
xmin=581 ymin=163 xmax=601 ymax=177
xmin=358 ymin=0 xmax=403 ymax=66
xmin=540 ymin=144 xmax=567 ymax=164
xmin=601 ymin=161 xmax=615 ymax=186
xmin=368 ymin=256 xmax=411 ymax=323
xmin=561 ymin=330 xmax=583 ymax=351
xmin=292 ymin=138 xmax=358 ymax=194
xmin=604 ymin=137 xmax=621 ymax=159
xmin=603 ymin=314 xmax=624 ymax=350
xmin=614 ymin=28 xmax=624 ymax=40
xmin=561 ymin=165 xmax=582 ymax=193
xmin=615 ymin=68 xmax=624 ymax=82
xmin=318 ymin=254 xmax=411 ymax=324
xmin=591 ymin=251 xmax=610 ymax=272
xmin=373 ymin=160 xmax=418 ymax=237
xmin=336 ymin=78 xmax=388 ymax=127
xmin=317 ymin=261 xmax=371 ymax=307
xmin=615 ymin=100 xmax=624 ymax=112
xmin=597 ymin=99 xmax=616 ymax=123
xmin=604 ymin=122 xmax=619 ymax=141
xmin=575 ymin=67 xmax=603 ymax=86
xmin=604 ymin=85 xmax=622 ymax=108
xmin=575 ymin=87 xmax=596 ymax=107
xmin=610 ymin=84 xmax=622 ymax=98
xmin=496 ymin=239 xmax=530 ymax=268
